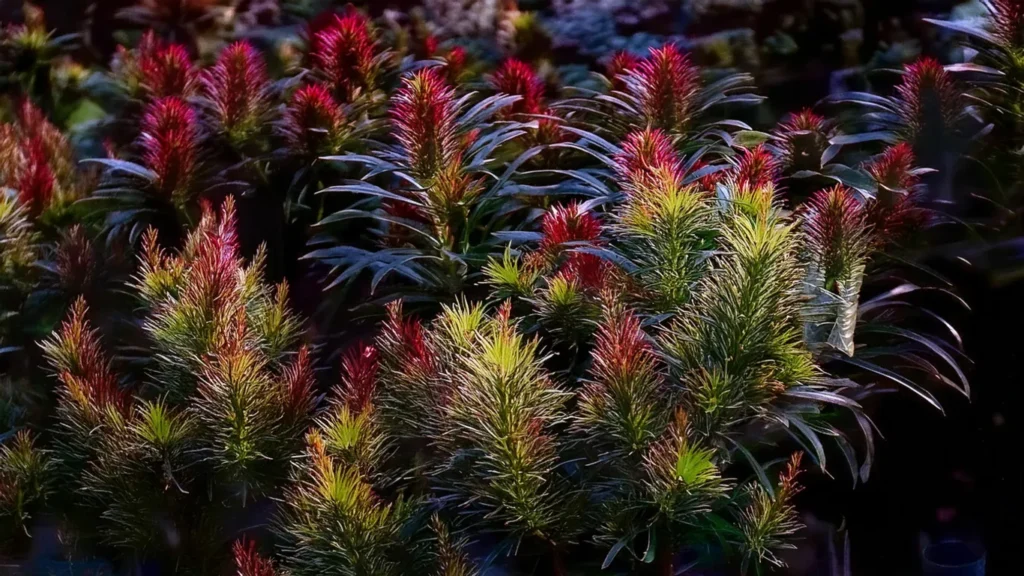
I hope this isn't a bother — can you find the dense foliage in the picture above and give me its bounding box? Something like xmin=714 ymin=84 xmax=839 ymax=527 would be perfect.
xmin=0 ymin=1 xmax=989 ymax=574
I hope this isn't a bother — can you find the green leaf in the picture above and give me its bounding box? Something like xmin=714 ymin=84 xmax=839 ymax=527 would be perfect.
xmin=733 ymin=130 xmax=773 ymax=147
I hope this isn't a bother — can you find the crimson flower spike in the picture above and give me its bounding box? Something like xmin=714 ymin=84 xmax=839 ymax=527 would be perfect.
xmin=233 ymin=537 xmax=277 ymax=576
xmin=201 ymin=41 xmax=271 ymax=145
xmin=614 ymin=128 xmax=683 ymax=188
xmin=895 ymin=57 xmax=962 ymax=143
xmin=632 ymin=43 xmax=701 ymax=134
xmin=865 ymin=142 xmax=919 ymax=190
xmin=139 ymin=35 xmax=197 ymax=98
xmin=282 ymin=83 xmax=344 ymax=156
xmin=863 ymin=143 xmax=925 ymax=240
xmin=991 ymin=0 xmax=1024 ymax=48
xmin=139 ymin=97 xmax=200 ymax=202
xmin=311 ymin=9 xmax=380 ymax=102
xmin=802 ymin=185 xmax=872 ymax=289
xmin=442 ymin=46 xmax=467 ymax=84
xmin=16 ymin=137 xmax=54 ymax=215
xmin=539 ymin=201 xmax=602 ymax=256
xmin=774 ymin=108 xmax=829 ymax=172
xmin=391 ymin=67 xmax=461 ymax=180
xmin=606 ymin=50 xmax=641 ymax=91
xmin=490 ymin=58 xmax=546 ymax=117
xmin=733 ymin=144 xmax=780 ymax=191
xmin=540 ymin=202 xmax=608 ymax=290
xmin=339 ymin=343 xmax=380 ymax=413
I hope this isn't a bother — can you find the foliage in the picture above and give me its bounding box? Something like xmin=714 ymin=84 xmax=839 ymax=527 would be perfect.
xmin=0 ymin=2 xmax=980 ymax=575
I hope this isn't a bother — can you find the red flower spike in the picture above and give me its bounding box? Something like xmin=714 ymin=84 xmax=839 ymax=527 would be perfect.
xmin=863 ymin=144 xmax=925 ymax=240
xmin=540 ymin=202 xmax=608 ymax=290
xmin=443 ymin=46 xmax=467 ymax=84
xmin=139 ymin=97 xmax=200 ymax=200
xmin=614 ymin=128 xmax=684 ymax=189
xmin=491 ymin=58 xmax=545 ymax=117
xmin=391 ymin=68 xmax=461 ymax=179
xmin=233 ymin=537 xmax=277 ymax=576
xmin=421 ymin=35 xmax=440 ymax=59
xmin=539 ymin=202 xmax=602 ymax=255
xmin=340 ymin=343 xmax=379 ymax=413
xmin=632 ymin=44 xmax=700 ymax=133
xmin=283 ymin=83 xmax=344 ymax=156
xmin=201 ymin=41 xmax=271 ymax=142
xmin=559 ymin=253 xmax=609 ymax=291
xmin=991 ymin=0 xmax=1024 ymax=48
xmin=16 ymin=137 xmax=54 ymax=214
xmin=864 ymin=142 xmax=919 ymax=190
xmin=802 ymin=185 xmax=871 ymax=287
xmin=733 ymin=144 xmax=780 ymax=191
xmin=774 ymin=108 xmax=829 ymax=172
xmin=606 ymin=51 xmax=640 ymax=91
xmin=311 ymin=10 xmax=380 ymax=102
xmin=895 ymin=58 xmax=962 ymax=140
xmin=139 ymin=39 xmax=196 ymax=98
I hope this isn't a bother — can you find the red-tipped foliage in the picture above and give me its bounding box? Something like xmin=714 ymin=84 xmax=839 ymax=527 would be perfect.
xmin=774 ymin=108 xmax=829 ymax=172
xmin=139 ymin=36 xmax=196 ymax=98
xmin=733 ymin=145 xmax=779 ymax=191
xmin=201 ymin=41 xmax=271 ymax=142
xmin=540 ymin=202 xmax=602 ymax=254
xmin=991 ymin=0 xmax=1024 ymax=48
xmin=382 ymin=302 xmax=436 ymax=377
xmin=187 ymin=197 xmax=241 ymax=306
xmin=16 ymin=137 xmax=54 ymax=214
xmin=311 ymin=10 xmax=380 ymax=101
xmin=282 ymin=83 xmax=344 ymax=156
xmin=614 ymin=128 xmax=683 ymax=188
xmin=139 ymin=97 xmax=200 ymax=200
xmin=895 ymin=58 xmax=962 ymax=140
xmin=540 ymin=202 xmax=608 ymax=290
xmin=589 ymin=306 xmax=658 ymax=395
xmin=863 ymin=143 xmax=925 ymax=240
xmin=340 ymin=343 xmax=379 ymax=412
xmin=391 ymin=68 xmax=461 ymax=179
xmin=632 ymin=44 xmax=701 ymax=133
xmin=56 ymin=225 xmax=96 ymax=294
xmin=864 ymin=142 xmax=919 ymax=190
xmin=233 ymin=537 xmax=277 ymax=576
xmin=46 ymin=298 xmax=130 ymax=415
xmin=803 ymin=185 xmax=872 ymax=288
xmin=282 ymin=346 xmax=317 ymax=421
xmin=491 ymin=58 xmax=545 ymax=116
xmin=607 ymin=50 xmax=641 ymax=91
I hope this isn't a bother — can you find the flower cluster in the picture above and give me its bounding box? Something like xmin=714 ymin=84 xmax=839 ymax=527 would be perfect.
xmin=0 ymin=100 xmax=83 ymax=216
xmin=201 ymin=41 xmax=272 ymax=147
xmin=139 ymin=96 xmax=200 ymax=202
xmin=310 ymin=9 xmax=384 ymax=102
